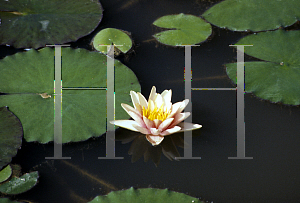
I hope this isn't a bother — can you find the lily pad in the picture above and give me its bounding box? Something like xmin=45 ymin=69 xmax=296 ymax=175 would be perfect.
xmin=92 ymin=28 xmax=133 ymax=54
xmin=226 ymin=30 xmax=300 ymax=105
xmin=0 ymin=48 xmax=140 ymax=143
xmin=202 ymin=0 xmax=300 ymax=32
xmin=153 ymin=13 xmax=212 ymax=46
xmin=0 ymin=0 xmax=103 ymax=48
xmin=0 ymin=198 xmax=20 ymax=203
xmin=89 ymin=187 xmax=204 ymax=203
xmin=0 ymin=107 xmax=22 ymax=170
xmin=0 ymin=165 xmax=12 ymax=183
xmin=0 ymin=171 xmax=38 ymax=195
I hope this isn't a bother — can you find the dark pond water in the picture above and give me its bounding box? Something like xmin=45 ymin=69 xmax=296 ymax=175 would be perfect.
xmin=1 ymin=0 xmax=300 ymax=202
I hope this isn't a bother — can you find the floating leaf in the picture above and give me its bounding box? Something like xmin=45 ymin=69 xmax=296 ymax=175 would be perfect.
xmin=0 ymin=198 xmax=20 ymax=203
xmin=153 ymin=13 xmax=212 ymax=46
xmin=0 ymin=107 xmax=22 ymax=170
xmin=89 ymin=187 xmax=204 ymax=203
xmin=226 ymin=30 xmax=300 ymax=105
xmin=202 ymin=0 xmax=300 ymax=32
xmin=0 ymin=0 xmax=103 ymax=48
xmin=0 ymin=48 xmax=140 ymax=143
xmin=0 ymin=171 xmax=38 ymax=195
xmin=0 ymin=165 xmax=12 ymax=183
xmin=92 ymin=28 xmax=133 ymax=54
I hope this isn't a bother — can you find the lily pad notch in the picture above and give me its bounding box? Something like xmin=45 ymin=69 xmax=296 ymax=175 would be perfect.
xmin=92 ymin=28 xmax=133 ymax=55
xmin=152 ymin=13 xmax=212 ymax=46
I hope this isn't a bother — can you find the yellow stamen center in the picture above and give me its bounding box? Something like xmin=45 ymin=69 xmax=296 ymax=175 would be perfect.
xmin=142 ymin=103 xmax=170 ymax=121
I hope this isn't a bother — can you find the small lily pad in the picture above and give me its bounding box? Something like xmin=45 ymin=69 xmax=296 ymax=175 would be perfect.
xmin=226 ymin=30 xmax=300 ymax=105
xmin=0 ymin=171 xmax=38 ymax=195
xmin=153 ymin=13 xmax=212 ymax=46
xmin=92 ymin=28 xmax=133 ymax=54
xmin=0 ymin=165 xmax=12 ymax=183
xmin=0 ymin=107 xmax=22 ymax=170
xmin=0 ymin=0 xmax=103 ymax=48
xmin=89 ymin=187 xmax=204 ymax=203
xmin=0 ymin=48 xmax=140 ymax=143
xmin=202 ymin=0 xmax=300 ymax=32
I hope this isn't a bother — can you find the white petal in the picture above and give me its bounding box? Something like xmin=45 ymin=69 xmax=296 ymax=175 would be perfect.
xmin=153 ymin=119 xmax=162 ymax=128
xmin=160 ymin=126 xmax=181 ymax=136
xmin=146 ymin=134 xmax=164 ymax=146
xmin=161 ymin=89 xmax=172 ymax=104
xmin=168 ymin=99 xmax=188 ymax=118
xmin=121 ymin=103 xmax=142 ymax=117
xmin=143 ymin=116 xmax=154 ymax=129
xmin=132 ymin=124 xmax=150 ymax=134
xmin=137 ymin=92 xmax=148 ymax=109
xmin=177 ymin=122 xmax=202 ymax=131
xmin=169 ymin=112 xmax=190 ymax=128
xmin=164 ymin=102 xmax=172 ymax=112
xmin=158 ymin=117 xmax=174 ymax=132
xmin=110 ymin=120 xmax=139 ymax=132
xmin=154 ymin=93 xmax=163 ymax=108
xmin=127 ymin=111 xmax=146 ymax=128
xmin=148 ymin=86 xmax=156 ymax=102
xmin=177 ymin=99 xmax=189 ymax=113
xmin=150 ymin=128 xmax=160 ymax=135
xmin=148 ymin=99 xmax=155 ymax=111
xmin=130 ymin=91 xmax=142 ymax=113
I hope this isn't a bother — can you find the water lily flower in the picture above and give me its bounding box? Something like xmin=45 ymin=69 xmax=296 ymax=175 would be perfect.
xmin=110 ymin=86 xmax=202 ymax=146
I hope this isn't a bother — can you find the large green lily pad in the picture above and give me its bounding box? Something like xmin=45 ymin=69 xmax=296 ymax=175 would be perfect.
xmin=0 ymin=48 xmax=141 ymax=143
xmin=0 ymin=0 xmax=103 ymax=48
xmin=0 ymin=165 xmax=12 ymax=183
xmin=202 ymin=0 xmax=300 ymax=32
xmin=226 ymin=30 xmax=300 ymax=105
xmin=0 ymin=107 xmax=22 ymax=170
xmin=153 ymin=13 xmax=212 ymax=46
xmin=89 ymin=187 xmax=204 ymax=203
xmin=0 ymin=171 xmax=38 ymax=195
xmin=92 ymin=28 xmax=133 ymax=54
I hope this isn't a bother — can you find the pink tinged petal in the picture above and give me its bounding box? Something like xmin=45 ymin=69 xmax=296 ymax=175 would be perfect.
xmin=127 ymin=111 xmax=147 ymax=128
xmin=143 ymin=116 xmax=155 ymax=129
xmin=148 ymin=86 xmax=156 ymax=102
xmin=146 ymin=134 xmax=164 ymax=146
xmin=150 ymin=128 xmax=160 ymax=135
xmin=158 ymin=117 xmax=174 ymax=132
xmin=137 ymin=92 xmax=148 ymax=109
xmin=110 ymin=120 xmax=139 ymax=132
xmin=177 ymin=122 xmax=202 ymax=132
xmin=160 ymin=126 xmax=181 ymax=136
xmin=130 ymin=91 xmax=142 ymax=114
xmin=169 ymin=112 xmax=190 ymax=128
xmin=153 ymin=119 xmax=162 ymax=128
xmin=161 ymin=89 xmax=172 ymax=104
xmin=121 ymin=103 xmax=142 ymax=117
xmin=132 ymin=124 xmax=150 ymax=134
xmin=167 ymin=100 xmax=188 ymax=118
xmin=177 ymin=99 xmax=189 ymax=113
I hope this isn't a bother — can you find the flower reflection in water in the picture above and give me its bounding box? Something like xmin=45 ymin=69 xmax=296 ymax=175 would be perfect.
xmin=116 ymin=131 xmax=191 ymax=167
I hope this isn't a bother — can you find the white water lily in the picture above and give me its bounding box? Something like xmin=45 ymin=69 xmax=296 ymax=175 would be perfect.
xmin=110 ymin=86 xmax=202 ymax=146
